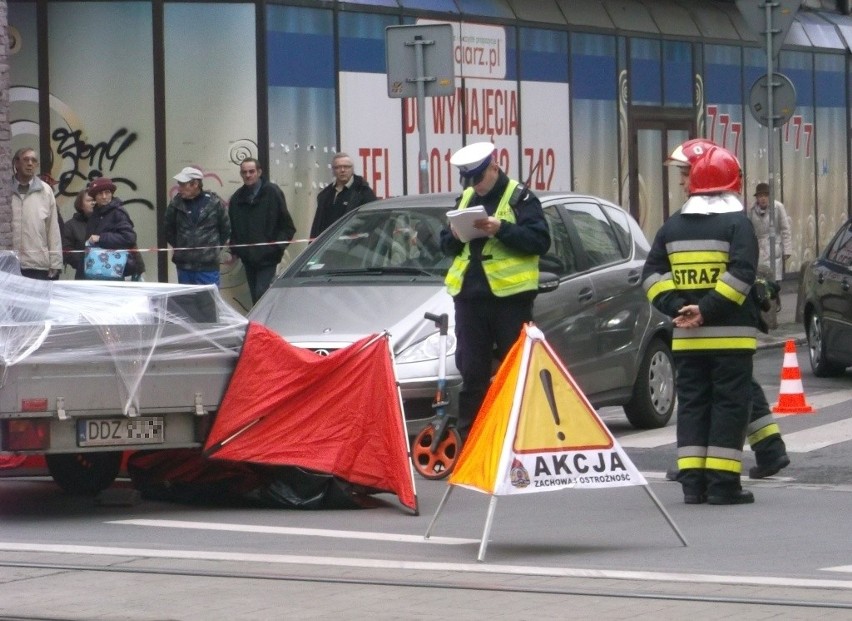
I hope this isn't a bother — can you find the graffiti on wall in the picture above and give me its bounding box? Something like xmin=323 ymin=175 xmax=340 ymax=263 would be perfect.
xmin=52 ymin=127 xmax=154 ymax=211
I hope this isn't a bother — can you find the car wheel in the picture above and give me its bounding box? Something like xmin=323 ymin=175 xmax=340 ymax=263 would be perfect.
xmin=807 ymin=312 xmax=844 ymax=377
xmin=46 ymin=452 xmax=122 ymax=495
xmin=624 ymin=338 xmax=675 ymax=429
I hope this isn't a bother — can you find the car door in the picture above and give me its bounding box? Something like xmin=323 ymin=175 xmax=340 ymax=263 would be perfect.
xmin=818 ymin=220 xmax=852 ymax=363
xmin=533 ymin=204 xmax=598 ymax=392
xmin=557 ymin=199 xmax=649 ymax=396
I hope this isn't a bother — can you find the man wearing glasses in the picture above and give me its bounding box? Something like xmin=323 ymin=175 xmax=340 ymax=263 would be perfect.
xmin=10 ymin=147 xmax=63 ymax=280
xmin=309 ymin=152 xmax=377 ymax=239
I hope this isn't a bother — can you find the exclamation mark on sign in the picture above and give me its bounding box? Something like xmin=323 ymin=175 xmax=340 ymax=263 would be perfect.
xmin=539 ymin=369 xmax=565 ymax=441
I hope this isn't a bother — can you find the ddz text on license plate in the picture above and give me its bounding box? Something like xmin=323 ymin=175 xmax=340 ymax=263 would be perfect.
xmin=77 ymin=417 xmax=165 ymax=447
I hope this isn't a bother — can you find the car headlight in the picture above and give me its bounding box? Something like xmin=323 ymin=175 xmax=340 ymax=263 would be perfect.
xmin=396 ymin=330 xmax=457 ymax=363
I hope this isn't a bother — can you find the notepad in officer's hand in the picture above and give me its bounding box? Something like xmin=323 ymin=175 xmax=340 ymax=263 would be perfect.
xmin=447 ymin=206 xmax=487 ymax=243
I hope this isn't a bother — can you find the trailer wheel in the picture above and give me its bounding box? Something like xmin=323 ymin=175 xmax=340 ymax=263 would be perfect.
xmin=45 ymin=452 xmax=122 ymax=495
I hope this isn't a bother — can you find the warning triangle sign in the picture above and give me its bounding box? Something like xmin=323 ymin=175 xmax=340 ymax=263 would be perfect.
xmin=449 ymin=324 xmax=646 ymax=496
xmin=514 ymin=340 xmax=613 ymax=454
xmin=431 ymin=324 xmax=687 ymax=560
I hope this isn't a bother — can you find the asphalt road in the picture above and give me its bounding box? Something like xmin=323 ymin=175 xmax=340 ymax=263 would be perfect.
xmin=0 ymin=343 xmax=850 ymax=620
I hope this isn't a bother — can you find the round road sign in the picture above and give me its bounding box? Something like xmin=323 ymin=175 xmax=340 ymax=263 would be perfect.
xmin=748 ymin=73 xmax=797 ymax=128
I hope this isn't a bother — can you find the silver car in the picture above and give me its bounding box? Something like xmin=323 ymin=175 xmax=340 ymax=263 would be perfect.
xmin=249 ymin=192 xmax=675 ymax=432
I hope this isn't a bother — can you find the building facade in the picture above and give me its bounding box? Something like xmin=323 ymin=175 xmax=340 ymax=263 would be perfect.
xmin=6 ymin=0 xmax=852 ymax=310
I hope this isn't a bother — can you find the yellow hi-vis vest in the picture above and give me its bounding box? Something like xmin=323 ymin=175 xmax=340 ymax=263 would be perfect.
xmin=444 ymin=180 xmax=540 ymax=297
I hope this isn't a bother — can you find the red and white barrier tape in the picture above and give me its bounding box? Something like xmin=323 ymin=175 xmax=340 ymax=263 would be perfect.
xmin=59 ymin=237 xmax=314 ymax=256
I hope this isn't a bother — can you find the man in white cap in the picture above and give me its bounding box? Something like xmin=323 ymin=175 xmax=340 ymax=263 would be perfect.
xmin=164 ymin=166 xmax=231 ymax=285
xmin=440 ymin=142 xmax=550 ymax=441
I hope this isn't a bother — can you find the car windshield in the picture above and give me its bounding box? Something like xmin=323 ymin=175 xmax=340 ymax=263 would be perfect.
xmin=297 ymin=206 xmax=453 ymax=278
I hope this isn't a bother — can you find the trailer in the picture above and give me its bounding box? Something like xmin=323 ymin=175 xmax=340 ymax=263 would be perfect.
xmin=0 ymin=254 xmax=247 ymax=494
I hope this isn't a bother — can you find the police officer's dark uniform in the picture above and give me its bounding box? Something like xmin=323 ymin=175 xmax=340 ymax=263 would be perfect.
xmin=439 ymin=142 xmax=550 ymax=439
xmin=643 ymin=145 xmax=760 ymax=505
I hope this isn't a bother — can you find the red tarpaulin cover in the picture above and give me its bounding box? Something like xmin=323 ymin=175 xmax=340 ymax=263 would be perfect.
xmin=204 ymin=322 xmax=417 ymax=512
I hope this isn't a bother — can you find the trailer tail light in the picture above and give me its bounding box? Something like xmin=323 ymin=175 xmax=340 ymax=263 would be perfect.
xmin=21 ymin=398 xmax=49 ymax=412
xmin=3 ymin=420 xmax=50 ymax=451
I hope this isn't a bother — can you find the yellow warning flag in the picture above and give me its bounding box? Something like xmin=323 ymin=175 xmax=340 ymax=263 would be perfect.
xmin=448 ymin=331 xmax=525 ymax=493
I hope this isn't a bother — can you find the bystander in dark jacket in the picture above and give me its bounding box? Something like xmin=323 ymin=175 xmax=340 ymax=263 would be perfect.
xmin=309 ymin=153 xmax=377 ymax=238
xmin=82 ymin=177 xmax=138 ymax=280
xmin=165 ymin=167 xmax=231 ymax=285
xmin=229 ymin=159 xmax=296 ymax=303
xmin=62 ymin=188 xmax=95 ymax=278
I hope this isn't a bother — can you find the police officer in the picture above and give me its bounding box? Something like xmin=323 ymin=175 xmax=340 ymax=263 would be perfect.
xmin=643 ymin=145 xmax=759 ymax=505
xmin=440 ymin=142 xmax=550 ymax=440
xmin=664 ymin=139 xmax=790 ymax=481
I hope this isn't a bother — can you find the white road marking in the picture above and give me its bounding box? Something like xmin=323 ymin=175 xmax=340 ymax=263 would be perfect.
xmin=823 ymin=565 xmax=852 ymax=573
xmin=1 ymin=541 xmax=852 ymax=590
xmin=617 ymin=390 xmax=851 ymax=450
xmin=108 ymin=519 xmax=479 ymax=545
xmin=618 ymin=427 xmax=675 ymax=448
xmin=783 ymin=417 xmax=852 ymax=452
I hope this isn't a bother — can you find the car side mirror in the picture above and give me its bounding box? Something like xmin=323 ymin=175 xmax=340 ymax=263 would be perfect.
xmin=538 ymin=271 xmax=560 ymax=294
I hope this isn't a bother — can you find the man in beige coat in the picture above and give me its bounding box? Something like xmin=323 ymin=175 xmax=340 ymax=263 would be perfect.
xmin=11 ymin=147 xmax=63 ymax=280
xmin=748 ymin=182 xmax=792 ymax=283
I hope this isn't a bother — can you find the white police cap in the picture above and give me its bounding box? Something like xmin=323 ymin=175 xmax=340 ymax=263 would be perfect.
xmin=450 ymin=142 xmax=496 ymax=178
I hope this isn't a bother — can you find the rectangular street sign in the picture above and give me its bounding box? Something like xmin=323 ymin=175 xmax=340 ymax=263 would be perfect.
xmin=386 ymin=24 xmax=455 ymax=99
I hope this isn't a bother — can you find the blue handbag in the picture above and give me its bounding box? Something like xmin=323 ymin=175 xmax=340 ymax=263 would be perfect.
xmin=84 ymin=245 xmax=128 ymax=280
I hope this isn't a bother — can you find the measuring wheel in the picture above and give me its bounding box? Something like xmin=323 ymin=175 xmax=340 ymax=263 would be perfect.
xmin=412 ymin=425 xmax=462 ymax=479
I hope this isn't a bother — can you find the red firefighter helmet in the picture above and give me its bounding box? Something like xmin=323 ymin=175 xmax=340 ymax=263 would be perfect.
xmin=688 ymin=146 xmax=742 ymax=195
xmin=665 ymin=138 xmax=717 ymax=166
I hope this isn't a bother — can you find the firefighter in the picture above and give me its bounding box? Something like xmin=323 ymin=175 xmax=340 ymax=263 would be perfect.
xmin=664 ymin=139 xmax=790 ymax=481
xmin=643 ymin=145 xmax=760 ymax=505
xmin=439 ymin=142 xmax=550 ymax=440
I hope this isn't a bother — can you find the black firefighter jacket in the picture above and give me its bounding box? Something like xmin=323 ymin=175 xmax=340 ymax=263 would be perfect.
xmin=642 ymin=194 xmax=761 ymax=356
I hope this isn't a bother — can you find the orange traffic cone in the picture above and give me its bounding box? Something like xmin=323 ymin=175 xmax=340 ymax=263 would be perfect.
xmin=772 ymin=339 xmax=815 ymax=415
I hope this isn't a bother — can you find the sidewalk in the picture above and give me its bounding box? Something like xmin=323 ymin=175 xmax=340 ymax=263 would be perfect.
xmin=756 ymin=284 xmax=806 ymax=349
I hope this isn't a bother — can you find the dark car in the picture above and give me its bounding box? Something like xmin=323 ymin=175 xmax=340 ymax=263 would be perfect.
xmin=249 ymin=193 xmax=676 ymax=432
xmin=802 ymin=217 xmax=852 ymax=376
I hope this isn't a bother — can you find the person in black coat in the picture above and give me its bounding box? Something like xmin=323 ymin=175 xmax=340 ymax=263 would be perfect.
xmin=229 ymin=158 xmax=296 ymax=304
xmin=309 ymin=152 xmax=377 ymax=239
xmin=82 ymin=177 xmax=137 ymax=280
xmin=62 ymin=189 xmax=95 ymax=279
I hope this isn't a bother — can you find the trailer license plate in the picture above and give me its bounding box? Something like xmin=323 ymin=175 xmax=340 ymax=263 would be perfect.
xmin=77 ymin=417 xmax=165 ymax=447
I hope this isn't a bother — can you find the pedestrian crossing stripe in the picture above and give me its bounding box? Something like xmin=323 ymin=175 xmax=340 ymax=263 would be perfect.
xmin=514 ymin=340 xmax=613 ymax=453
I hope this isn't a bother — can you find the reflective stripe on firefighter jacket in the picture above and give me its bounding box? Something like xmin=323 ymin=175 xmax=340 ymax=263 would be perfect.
xmin=641 ymin=210 xmax=759 ymax=354
xmin=444 ymin=180 xmax=540 ymax=297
